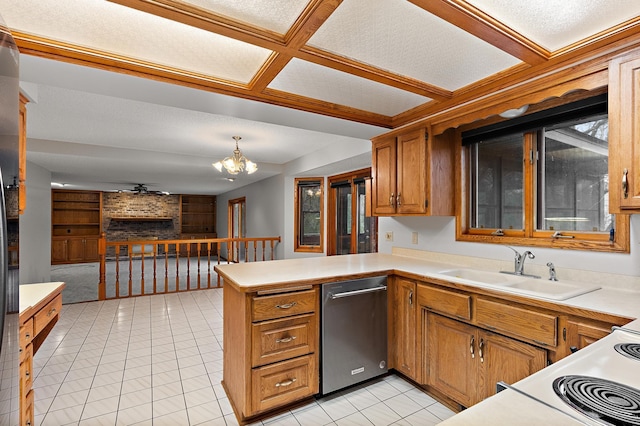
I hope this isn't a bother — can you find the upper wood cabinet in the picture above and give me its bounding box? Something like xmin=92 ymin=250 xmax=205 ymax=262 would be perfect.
xmin=609 ymin=48 xmax=640 ymax=212
xmin=371 ymin=128 xmax=454 ymax=216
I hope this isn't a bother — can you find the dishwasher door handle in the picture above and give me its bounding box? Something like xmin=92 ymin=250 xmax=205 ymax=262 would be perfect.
xmin=329 ymin=285 xmax=387 ymax=299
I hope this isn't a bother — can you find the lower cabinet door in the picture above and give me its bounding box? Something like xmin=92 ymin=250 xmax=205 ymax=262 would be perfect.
xmin=67 ymin=238 xmax=86 ymax=262
xmin=426 ymin=313 xmax=477 ymax=407
xmin=84 ymin=237 xmax=100 ymax=262
xmin=477 ymin=330 xmax=547 ymax=404
xmin=251 ymin=354 xmax=317 ymax=414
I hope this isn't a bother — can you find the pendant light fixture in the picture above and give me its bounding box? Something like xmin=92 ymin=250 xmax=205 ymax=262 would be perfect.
xmin=213 ymin=136 xmax=258 ymax=175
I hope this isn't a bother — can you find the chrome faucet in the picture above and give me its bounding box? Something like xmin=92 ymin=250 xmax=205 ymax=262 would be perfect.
xmin=547 ymin=262 xmax=558 ymax=281
xmin=501 ymin=247 xmax=540 ymax=278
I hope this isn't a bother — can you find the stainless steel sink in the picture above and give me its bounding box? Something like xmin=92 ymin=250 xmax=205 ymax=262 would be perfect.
xmin=437 ymin=268 xmax=600 ymax=301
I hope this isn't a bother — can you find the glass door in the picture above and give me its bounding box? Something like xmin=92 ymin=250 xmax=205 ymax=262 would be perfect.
xmin=328 ymin=169 xmax=377 ymax=255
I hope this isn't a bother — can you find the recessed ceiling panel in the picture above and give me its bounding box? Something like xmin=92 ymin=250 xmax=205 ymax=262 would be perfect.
xmin=181 ymin=0 xmax=310 ymax=34
xmin=308 ymin=0 xmax=521 ymax=91
xmin=0 ymin=0 xmax=272 ymax=84
xmin=467 ymin=0 xmax=640 ymax=52
xmin=268 ymin=58 xmax=431 ymax=116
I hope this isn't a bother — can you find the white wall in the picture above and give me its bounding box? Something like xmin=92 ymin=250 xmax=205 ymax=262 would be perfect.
xmin=216 ymin=174 xmax=286 ymax=259
xmin=377 ymin=215 xmax=640 ymax=278
xmin=19 ymin=161 xmax=52 ymax=284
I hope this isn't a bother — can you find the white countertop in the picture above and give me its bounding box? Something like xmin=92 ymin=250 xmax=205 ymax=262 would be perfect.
xmin=19 ymin=282 xmax=65 ymax=320
xmin=215 ymin=253 xmax=640 ymax=320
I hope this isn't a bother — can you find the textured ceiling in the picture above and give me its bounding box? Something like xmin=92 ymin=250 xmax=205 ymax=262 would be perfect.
xmin=1 ymin=0 xmax=639 ymax=194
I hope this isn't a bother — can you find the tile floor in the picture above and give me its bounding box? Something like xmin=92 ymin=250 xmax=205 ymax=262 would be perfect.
xmin=32 ymin=288 xmax=456 ymax=425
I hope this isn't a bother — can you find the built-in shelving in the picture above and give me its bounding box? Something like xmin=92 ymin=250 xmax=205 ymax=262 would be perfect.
xmin=51 ymin=190 xmax=102 ymax=264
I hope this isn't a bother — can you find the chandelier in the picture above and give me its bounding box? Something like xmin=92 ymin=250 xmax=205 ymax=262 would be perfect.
xmin=212 ymin=136 xmax=258 ymax=175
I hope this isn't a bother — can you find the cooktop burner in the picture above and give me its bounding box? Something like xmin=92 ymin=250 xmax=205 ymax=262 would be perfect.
xmin=615 ymin=343 xmax=640 ymax=361
xmin=553 ymin=375 xmax=640 ymax=425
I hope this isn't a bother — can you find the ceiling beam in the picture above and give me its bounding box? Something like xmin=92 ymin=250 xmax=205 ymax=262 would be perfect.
xmin=13 ymin=31 xmax=393 ymax=129
xmin=408 ymin=0 xmax=549 ymax=65
xmin=107 ymin=0 xmax=449 ymax=98
xmin=250 ymin=0 xmax=341 ymax=92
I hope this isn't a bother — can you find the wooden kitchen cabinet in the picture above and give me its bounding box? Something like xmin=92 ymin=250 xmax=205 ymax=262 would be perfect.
xmin=51 ymin=236 xmax=99 ymax=264
xmin=392 ymin=278 xmax=419 ymax=382
xmin=19 ymin=283 xmax=65 ymax=426
xmin=223 ymin=285 xmax=319 ymax=423
xmin=51 ymin=190 xmax=102 ymax=264
xmin=425 ymin=313 xmax=546 ymax=407
xmin=609 ymin=48 xmax=640 ymax=212
xmin=371 ymin=127 xmax=454 ymax=216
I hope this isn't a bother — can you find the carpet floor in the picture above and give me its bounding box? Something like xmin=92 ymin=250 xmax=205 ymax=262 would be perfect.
xmin=51 ymin=258 xmax=222 ymax=304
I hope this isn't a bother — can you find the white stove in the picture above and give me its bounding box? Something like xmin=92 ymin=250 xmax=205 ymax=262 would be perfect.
xmin=509 ymin=327 xmax=640 ymax=425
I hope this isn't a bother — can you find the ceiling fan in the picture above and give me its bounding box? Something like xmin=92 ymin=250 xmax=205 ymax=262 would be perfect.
xmin=118 ymin=184 xmax=168 ymax=195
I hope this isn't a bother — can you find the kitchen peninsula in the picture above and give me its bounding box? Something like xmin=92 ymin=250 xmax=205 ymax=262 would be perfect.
xmin=19 ymin=282 xmax=65 ymax=426
xmin=215 ymin=252 xmax=640 ymax=424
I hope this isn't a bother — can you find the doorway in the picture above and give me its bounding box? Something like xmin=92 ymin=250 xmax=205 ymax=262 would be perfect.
xmin=328 ymin=169 xmax=377 ymax=255
xmin=228 ymin=197 xmax=246 ymax=262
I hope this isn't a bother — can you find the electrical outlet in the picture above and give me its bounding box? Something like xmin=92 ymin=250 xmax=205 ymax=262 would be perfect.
xmin=411 ymin=232 xmax=418 ymax=244
xmin=385 ymin=232 xmax=393 ymax=242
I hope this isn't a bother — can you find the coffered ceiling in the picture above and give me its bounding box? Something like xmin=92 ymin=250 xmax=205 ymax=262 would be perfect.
xmin=1 ymin=0 xmax=640 ymax=194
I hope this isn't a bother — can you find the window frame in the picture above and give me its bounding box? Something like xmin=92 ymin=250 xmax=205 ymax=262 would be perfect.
xmin=294 ymin=177 xmax=324 ymax=253
xmin=456 ymin=94 xmax=630 ymax=253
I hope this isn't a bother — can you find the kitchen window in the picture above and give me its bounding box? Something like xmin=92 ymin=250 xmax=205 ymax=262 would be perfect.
xmin=458 ymin=93 xmax=629 ymax=252
xmin=294 ymin=177 xmax=324 ymax=253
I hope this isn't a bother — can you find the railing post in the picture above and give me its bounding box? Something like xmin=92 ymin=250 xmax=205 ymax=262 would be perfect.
xmin=98 ymin=232 xmax=107 ymax=300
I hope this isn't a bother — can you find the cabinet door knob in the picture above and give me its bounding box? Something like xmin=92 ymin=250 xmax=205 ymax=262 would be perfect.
xmin=623 ymin=168 xmax=629 ymax=199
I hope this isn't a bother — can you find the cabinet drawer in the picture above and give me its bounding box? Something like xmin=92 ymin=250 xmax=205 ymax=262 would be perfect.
xmin=251 ymin=314 xmax=316 ymax=367
xmin=252 ymin=290 xmax=316 ymax=322
xmin=476 ymin=298 xmax=557 ymax=347
xmin=34 ymin=294 xmax=62 ymax=337
xmin=418 ymin=284 xmax=471 ymax=320
xmin=19 ymin=344 xmax=33 ymax=401
xmin=251 ymin=354 xmax=317 ymax=414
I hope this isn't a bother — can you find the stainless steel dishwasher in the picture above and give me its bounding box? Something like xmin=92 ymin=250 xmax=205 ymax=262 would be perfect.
xmin=321 ymin=276 xmax=388 ymax=394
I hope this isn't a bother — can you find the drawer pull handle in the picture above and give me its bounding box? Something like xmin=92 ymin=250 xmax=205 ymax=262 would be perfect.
xmin=276 ymin=336 xmax=297 ymax=344
xmin=25 ymin=333 xmax=30 ymax=339
xmin=25 ymin=370 xmax=30 ymax=377
xmin=479 ymin=338 xmax=485 ymax=363
xmin=275 ymin=302 xmax=296 ymax=309
xmin=48 ymin=307 xmax=57 ymax=317
xmin=470 ymin=335 xmax=475 ymax=359
xmin=275 ymin=378 xmax=297 ymax=387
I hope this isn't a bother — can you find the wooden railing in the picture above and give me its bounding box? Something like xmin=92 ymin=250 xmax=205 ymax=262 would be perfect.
xmin=97 ymin=233 xmax=281 ymax=300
